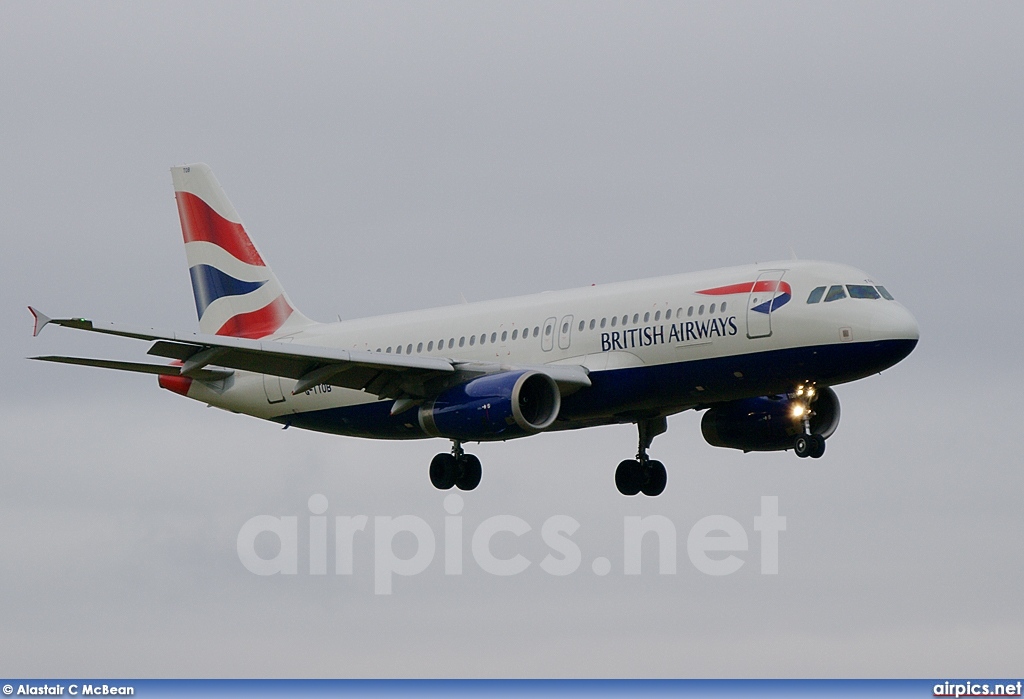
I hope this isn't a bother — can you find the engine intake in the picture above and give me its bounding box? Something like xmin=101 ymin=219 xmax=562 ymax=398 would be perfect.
xmin=701 ymin=387 xmax=841 ymax=452
xmin=419 ymin=370 xmax=561 ymax=441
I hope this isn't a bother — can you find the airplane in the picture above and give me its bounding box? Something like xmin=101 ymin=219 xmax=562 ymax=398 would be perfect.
xmin=29 ymin=163 xmax=919 ymax=496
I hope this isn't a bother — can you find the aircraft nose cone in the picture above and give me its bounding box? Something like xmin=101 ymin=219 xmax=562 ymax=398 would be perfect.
xmin=871 ymin=303 xmax=920 ymax=342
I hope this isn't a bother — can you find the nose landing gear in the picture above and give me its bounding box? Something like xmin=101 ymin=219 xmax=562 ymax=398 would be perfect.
xmin=791 ymin=385 xmax=826 ymax=459
xmin=615 ymin=417 xmax=668 ymax=496
xmin=794 ymin=433 xmax=826 ymax=459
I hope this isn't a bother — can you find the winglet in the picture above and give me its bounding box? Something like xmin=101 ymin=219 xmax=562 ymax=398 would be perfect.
xmin=28 ymin=307 xmax=51 ymax=337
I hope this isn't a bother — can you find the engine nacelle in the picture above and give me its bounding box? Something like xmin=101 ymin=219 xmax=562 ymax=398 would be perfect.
xmin=701 ymin=387 xmax=841 ymax=452
xmin=418 ymin=370 xmax=561 ymax=441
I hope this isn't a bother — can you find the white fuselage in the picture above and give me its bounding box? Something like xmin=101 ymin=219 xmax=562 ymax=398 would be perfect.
xmin=183 ymin=259 xmax=919 ymax=440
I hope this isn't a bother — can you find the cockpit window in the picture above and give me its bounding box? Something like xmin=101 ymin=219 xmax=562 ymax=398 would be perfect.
xmin=824 ymin=285 xmax=846 ymax=302
xmin=847 ymin=285 xmax=881 ymax=300
xmin=806 ymin=286 xmax=826 ymax=304
xmin=876 ymin=285 xmax=895 ymax=300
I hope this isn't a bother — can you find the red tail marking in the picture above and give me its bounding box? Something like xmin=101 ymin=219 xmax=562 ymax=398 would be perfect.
xmin=158 ymin=374 xmax=193 ymax=396
xmin=175 ymin=191 xmax=265 ymax=267
xmin=215 ymin=295 xmax=293 ymax=339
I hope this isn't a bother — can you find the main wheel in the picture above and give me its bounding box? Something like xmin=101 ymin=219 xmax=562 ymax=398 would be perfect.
xmin=794 ymin=434 xmax=812 ymax=458
xmin=429 ymin=453 xmax=458 ymax=490
xmin=641 ymin=460 xmax=667 ymax=496
xmin=455 ymin=454 xmax=482 ymax=491
xmin=615 ymin=459 xmax=642 ymax=496
xmin=809 ymin=434 xmax=826 ymax=459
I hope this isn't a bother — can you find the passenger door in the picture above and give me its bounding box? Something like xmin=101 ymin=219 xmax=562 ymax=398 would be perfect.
xmin=746 ymin=270 xmax=787 ymax=339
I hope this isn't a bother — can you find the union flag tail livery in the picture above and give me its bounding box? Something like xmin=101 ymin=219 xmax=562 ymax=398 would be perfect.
xmin=172 ymin=164 xmax=312 ymax=338
xmin=30 ymin=163 xmax=919 ymax=497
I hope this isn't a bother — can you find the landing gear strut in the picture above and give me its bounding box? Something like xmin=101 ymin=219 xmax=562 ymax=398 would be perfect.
xmin=429 ymin=440 xmax=482 ymax=491
xmin=615 ymin=417 xmax=668 ymax=496
xmin=792 ymin=386 xmax=826 ymax=459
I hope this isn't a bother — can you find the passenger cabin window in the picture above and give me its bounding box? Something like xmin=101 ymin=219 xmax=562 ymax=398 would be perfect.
xmin=579 ymin=320 xmax=585 ymax=332
xmin=406 ymin=344 xmax=412 ymax=354
xmin=611 ymin=316 xmax=617 ymax=327
xmin=807 ymin=286 xmax=826 ymax=304
xmin=491 ymin=332 xmax=497 ymax=343
xmin=644 ymin=312 xmax=650 ymax=323
xmin=501 ymin=331 xmax=507 ymax=342
xmin=876 ymin=286 xmax=895 ymax=300
xmin=417 ymin=342 xmax=423 ymax=353
xmin=632 ymin=313 xmax=639 ymax=324
xmin=721 ymin=301 xmax=727 ymax=312
xmin=622 ymin=315 xmax=628 ymax=325
xmin=534 ymin=327 xmax=540 ymax=337
xmin=654 ymin=311 xmax=661 ymax=321
xmin=512 ymin=329 xmax=518 ymax=340
xmin=459 ymin=337 xmax=465 ymax=347
xmin=847 ymin=285 xmax=881 ymax=300
xmin=709 ymin=303 xmax=716 ymax=314
xmin=427 ymin=341 xmax=434 ymax=351
xmin=448 ymin=339 xmax=455 ymax=349
xmin=824 ymin=285 xmax=846 ymax=302
xmin=665 ymin=309 xmax=672 ymax=320
xmin=589 ymin=319 xmax=595 ymax=330
xmin=600 ymin=318 xmax=607 ymax=328
xmin=386 ymin=347 xmax=392 ymax=353
xmin=396 ymin=345 xmax=402 ymax=354
xmin=470 ymin=335 xmax=476 ymax=346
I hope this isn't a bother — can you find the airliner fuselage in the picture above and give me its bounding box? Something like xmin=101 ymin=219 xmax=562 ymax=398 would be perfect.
xmin=31 ymin=163 xmax=919 ymax=496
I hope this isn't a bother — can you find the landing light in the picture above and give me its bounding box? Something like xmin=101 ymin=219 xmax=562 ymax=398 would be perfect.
xmin=791 ymin=404 xmax=807 ymax=419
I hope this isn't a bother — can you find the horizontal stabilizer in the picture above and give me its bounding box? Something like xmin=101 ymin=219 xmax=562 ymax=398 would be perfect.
xmin=30 ymin=356 xmax=233 ymax=381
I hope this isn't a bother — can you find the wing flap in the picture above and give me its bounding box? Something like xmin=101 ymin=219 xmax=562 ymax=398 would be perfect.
xmin=30 ymin=356 xmax=233 ymax=381
xmin=30 ymin=309 xmax=591 ymax=400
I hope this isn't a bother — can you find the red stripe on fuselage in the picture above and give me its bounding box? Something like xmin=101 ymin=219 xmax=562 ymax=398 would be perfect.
xmin=175 ymin=191 xmax=266 ymax=267
xmin=215 ymin=294 xmax=293 ymax=339
xmin=698 ymin=281 xmax=792 ymax=296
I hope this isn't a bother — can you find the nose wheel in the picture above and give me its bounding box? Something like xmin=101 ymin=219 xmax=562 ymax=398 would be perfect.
xmin=429 ymin=441 xmax=482 ymax=491
xmin=615 ymin=417 xmax=668 ymax=496
xmin=794 ymin=433 xmax=826 ymax=459
xmin=791 ymin=384 xmax=827 ymax=459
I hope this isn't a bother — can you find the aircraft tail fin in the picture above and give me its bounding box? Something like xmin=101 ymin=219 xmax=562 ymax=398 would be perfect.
xmin=171 ymin=163 xmax=314 ymax=338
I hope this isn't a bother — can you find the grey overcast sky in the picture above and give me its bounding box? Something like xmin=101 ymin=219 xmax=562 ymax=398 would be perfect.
xmin=2 ymin=1 xmax=1022 ymax=678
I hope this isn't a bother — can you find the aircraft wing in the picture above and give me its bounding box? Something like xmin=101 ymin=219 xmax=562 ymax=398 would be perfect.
xmin=28 ymin=308 xmax=590 ymax=400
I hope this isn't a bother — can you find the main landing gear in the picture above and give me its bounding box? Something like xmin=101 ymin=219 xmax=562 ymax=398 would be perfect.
xmin=429 ymin=441 xmax=482 ymax=491
xmin=615 ymin=417 xmax=668 ymax=497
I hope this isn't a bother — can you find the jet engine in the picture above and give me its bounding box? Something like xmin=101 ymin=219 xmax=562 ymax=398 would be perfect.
xmin=418 ymin=370 xmax=561 ymax=441
xmin=700 ymin=387 xmax=840 ymax=452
